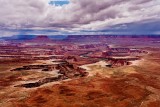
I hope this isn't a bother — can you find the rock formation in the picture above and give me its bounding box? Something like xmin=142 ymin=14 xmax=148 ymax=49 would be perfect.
xmin=13 ymin=61 xmax=88 ymax=88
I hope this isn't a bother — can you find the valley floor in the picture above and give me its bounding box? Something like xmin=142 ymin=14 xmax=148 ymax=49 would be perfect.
xmin=0 ymin=48 xmax=160 ymax=107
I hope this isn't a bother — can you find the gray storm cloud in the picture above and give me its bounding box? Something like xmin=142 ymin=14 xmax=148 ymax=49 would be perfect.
xmin=0 ymin=0 xmax=160 ymax=31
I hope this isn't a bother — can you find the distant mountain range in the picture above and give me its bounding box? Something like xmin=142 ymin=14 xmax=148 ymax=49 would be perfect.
xmin=0 ymin=35 xmax=159 ymax=41
xmin=0 ymin=35 xmax=68 ymax=41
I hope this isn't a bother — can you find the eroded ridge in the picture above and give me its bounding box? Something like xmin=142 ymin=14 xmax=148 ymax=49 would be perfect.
xmin=12 ymin=61 xmax=88 ymax=88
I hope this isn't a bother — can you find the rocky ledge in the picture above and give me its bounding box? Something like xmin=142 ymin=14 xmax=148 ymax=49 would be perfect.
xmin=13 ymin=62 xmax=88 ymax=88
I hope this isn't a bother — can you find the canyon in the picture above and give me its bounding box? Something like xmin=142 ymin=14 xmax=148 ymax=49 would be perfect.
xmin=0 ymin=35 xmax=160 ymax=107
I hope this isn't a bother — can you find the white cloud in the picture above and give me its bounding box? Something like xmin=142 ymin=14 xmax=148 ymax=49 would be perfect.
xmin=0 ymin=0 xmax=160 ymax=36
xmin=0 ymin=30 xmax=19 ymax=37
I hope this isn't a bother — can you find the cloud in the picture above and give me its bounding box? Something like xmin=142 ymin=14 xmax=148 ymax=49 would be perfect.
xmin=0 ymin=0 xmax=160 ymax=36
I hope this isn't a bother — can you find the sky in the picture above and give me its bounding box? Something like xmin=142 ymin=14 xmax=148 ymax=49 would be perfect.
xmin=0 ymin=0 xmax=160 ymax=37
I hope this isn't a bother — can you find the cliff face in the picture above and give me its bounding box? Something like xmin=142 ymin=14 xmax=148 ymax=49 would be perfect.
xmin=107 ymin=59 xmax=132 ymax=67
xmin=13 ymin=61 xmax=88 ymax=88
xmin=25 ymin=35 xmax=54 ymax=44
